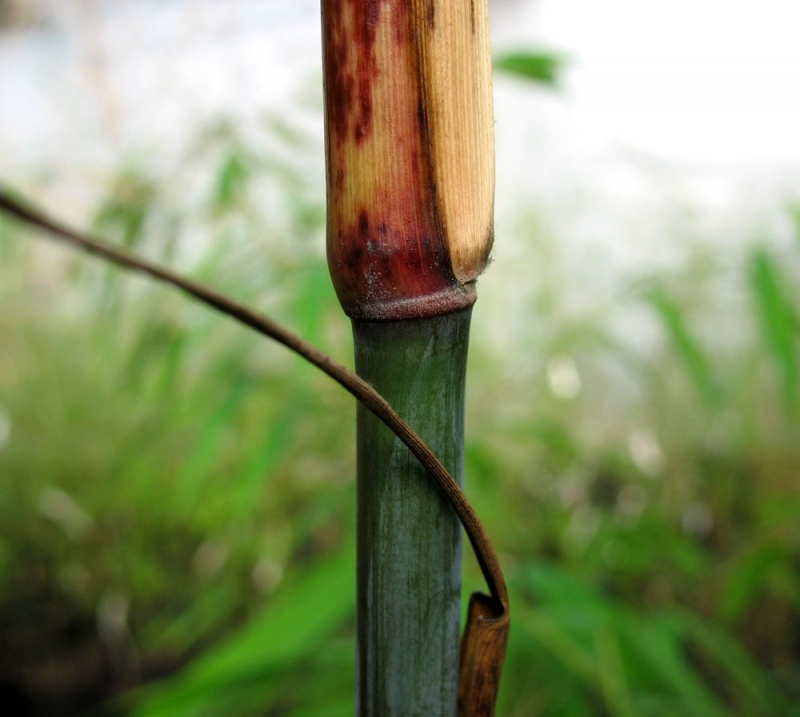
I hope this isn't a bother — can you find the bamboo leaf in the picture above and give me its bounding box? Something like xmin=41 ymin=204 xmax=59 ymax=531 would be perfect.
xmin=675 ymin=609 xmax=790 ymax=715
xmin=619 ymin=616 xmax=732 ymax=717
xmin=130 ymin=549 xmax=355 ymax=717
xmin=516 ymin=607 xmax=600 ymax=687
xmin=93 ymin=172 xmax=155 ymax=250
xmin=749 ymin=248 xmax=799 ymax=414
xmin=788 ymin=202 xmax=800 ymax=247
xmin=494 ymin=50 xmax=565 ymax=88
xmin=646 ymin=286 xmax=721 ymax=408
xmin=291 ymin=259 xmax=337 ymax=348
xmin=174 ymin=377 xmax=253 ymax=514
xmin=213 ymin=152 xmax=250 ymax=211
xmin=595 ymin=620 xmax=635 ymax=717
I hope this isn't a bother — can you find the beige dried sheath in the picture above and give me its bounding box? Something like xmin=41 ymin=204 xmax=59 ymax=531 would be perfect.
xmin=322 ymin=0 xmax=495 ymax=320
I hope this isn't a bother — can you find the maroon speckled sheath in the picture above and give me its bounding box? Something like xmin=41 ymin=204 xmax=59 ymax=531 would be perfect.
xmin=322 ymin=0 xmax=494 ymax=321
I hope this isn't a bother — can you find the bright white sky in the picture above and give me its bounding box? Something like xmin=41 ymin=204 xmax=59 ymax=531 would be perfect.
xmin=534 ymin=0 xmax=800 ymax=167
xmin=3 ymin=0 xmax=800 ymax=173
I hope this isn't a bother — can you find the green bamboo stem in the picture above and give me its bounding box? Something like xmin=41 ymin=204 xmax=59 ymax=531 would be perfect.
xmin=320 ymin=0 xmax=500 ymax=709
xmin=353 ymin=308 xmax=472 ymax=717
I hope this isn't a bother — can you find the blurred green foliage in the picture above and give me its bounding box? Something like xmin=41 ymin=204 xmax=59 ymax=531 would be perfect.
xmin=494 ymin=50 xmax=566 ymax=89
xmin=2 ymin=113 xmax=800 ymax=717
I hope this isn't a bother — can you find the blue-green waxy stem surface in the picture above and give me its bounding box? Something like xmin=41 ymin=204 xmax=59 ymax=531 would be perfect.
xmin=353 ymin=307 xmax=471 ymax=717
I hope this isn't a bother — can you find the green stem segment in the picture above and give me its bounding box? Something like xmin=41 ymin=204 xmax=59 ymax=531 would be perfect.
xmin=353 ymin=308 xmax=472 ymax=717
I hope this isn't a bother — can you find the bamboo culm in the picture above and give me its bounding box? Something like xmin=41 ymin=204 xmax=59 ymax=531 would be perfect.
xmin=354 ymin=310 xmax=471 ymax=716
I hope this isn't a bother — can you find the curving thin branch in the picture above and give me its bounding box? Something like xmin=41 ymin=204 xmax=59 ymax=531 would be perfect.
xmin=0 ymin=186 xmax=508 ymax=615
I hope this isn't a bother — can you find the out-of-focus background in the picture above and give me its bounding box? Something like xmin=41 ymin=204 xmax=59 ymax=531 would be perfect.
xmin=2 ymin=0 xmax=800 ymax=715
